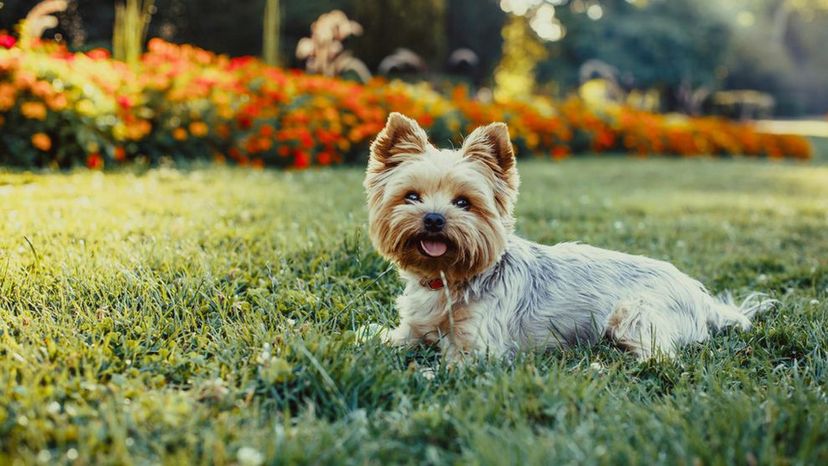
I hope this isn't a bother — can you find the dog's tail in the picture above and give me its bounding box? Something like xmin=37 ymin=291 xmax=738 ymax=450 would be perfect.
xmin=708 ymin=291 xmax=777 ymax=331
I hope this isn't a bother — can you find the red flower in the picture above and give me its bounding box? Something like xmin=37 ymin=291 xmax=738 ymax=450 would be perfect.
xmin=85 ymin=48 xmax=111 ymax=60
xmin=0 ymin=33 xmax=16 ymax=49
xmin=229 ymin=56 xmax=254 ymax=70
xmin=417 ymin=114 xmax=434 ymax=127
xmin=293 ymin=151 xmax=310 ymax=169
xmin=86 ymin=153 xmax=104 ymax=170
xmin=299 ymin=129 xmax=314 ymax=149
xmin=117 ymin=95 xmax=132 ymax=109
xmin=551 ymin=146 xmax=570 ymax=160
xmin=317 ymin=151 xmax=332 ymax=165
xmin=237 ymin=114 xmax=253 ymax=129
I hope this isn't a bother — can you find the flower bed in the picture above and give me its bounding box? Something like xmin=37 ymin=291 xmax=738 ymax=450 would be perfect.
xmin=0 ymin=37 xmax=813 ymax=169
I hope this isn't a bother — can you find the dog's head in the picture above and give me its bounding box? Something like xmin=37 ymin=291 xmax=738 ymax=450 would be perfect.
xmin=364 ymin=112 xmax=520 ymax=282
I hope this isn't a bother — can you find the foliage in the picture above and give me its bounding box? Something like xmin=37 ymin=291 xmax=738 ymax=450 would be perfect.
xmin=262 ymin=0 xmax=281 ymax=66
xmin=351 ymin=0 xmax=446 ymax=69
xmin=536 ymin=0 xmax=828 ymax=115
xmin=446 ymin=0 xmax=506 ymax=84
xmin=3 ymin=0 xmax=828 ymax=115
xmin=0 ymin=38 xmax=813 ymax=169
xmin=537 ymin=0 xmax=731 ymax=110
xmin=719 ymin=0 xmax=828 ymax=115
xmin=112 ymin=0 xmax=154 ymax=66
xmin=1 ymin=160 xmax=827 ymax=463
xmin=493 ymin=15 xmax=546 ymax=102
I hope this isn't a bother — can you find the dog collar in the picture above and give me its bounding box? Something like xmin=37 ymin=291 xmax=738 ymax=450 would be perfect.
xmin=422 ymin=278 xmax=445 ymax=290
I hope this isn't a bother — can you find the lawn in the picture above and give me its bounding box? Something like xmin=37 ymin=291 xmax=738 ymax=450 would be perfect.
xmin=1 ymin=156 xmax=827 ymax=465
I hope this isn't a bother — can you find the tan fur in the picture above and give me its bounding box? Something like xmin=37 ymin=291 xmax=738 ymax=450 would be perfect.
xmin=364 ymin=113 xmax=770 ymax=364
xmin=364 ymin=113 xmax=519 ymax=286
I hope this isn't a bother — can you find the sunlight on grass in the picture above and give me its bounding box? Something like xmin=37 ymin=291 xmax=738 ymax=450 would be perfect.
xmin=756 ymin=120 xmax=828 ymax=138
xmin=0 ymin=159 xmax=826 ymax=464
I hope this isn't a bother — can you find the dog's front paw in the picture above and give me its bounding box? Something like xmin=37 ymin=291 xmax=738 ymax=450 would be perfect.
xmin=441 ymin=342 xmax=475 ymax=369
xmin=355 ymin=323 xmax=390 ymax=343
xmin=384 ymin=325 xmax=417 ymax=346
xmin=356 ymin=323 xmax=416 ymax=346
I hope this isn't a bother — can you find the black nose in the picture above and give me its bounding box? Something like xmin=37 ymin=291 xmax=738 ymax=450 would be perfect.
xmin=423 ymin=213 xmax=446 ymax=233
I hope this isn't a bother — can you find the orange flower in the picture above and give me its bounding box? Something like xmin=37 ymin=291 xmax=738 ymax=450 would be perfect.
xmin=31 ymin=132 xmax=52 ymax=151
xmin=0 ymin=83 xmax=15 ymax=111
xmin=258 ymin=138 xmax=273 ymax=152
xmin=172 ymin=127 xmax=188 ymax=141
xmin=189 ymin=121 xmax=209 ymax=137
xmin=46 ymin=93 xmax=68 ymax=111
xmin=259 ymin=124 xmax=275 ymax=137
xmin=0 ymin=37 xmax=813 ymax=169
xmin=21 ymin=101 xmax=47 ymax=120
xmin=551 ymin=146 xmax=570 ymax=160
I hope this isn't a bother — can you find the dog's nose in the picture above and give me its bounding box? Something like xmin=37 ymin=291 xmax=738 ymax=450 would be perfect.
xmin=423 ymin=213 xmax=446 ymax=233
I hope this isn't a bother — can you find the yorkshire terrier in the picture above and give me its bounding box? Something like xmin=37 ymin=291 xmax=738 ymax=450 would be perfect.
xmin=364 ymin=112 xmax=771 ymax=362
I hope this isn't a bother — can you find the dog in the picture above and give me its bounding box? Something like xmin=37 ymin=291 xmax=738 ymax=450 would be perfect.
xmin=364 ymin=112 xmax=772 ymax=362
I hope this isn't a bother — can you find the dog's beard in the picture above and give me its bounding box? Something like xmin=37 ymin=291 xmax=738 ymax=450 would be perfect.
xmin=371 ymin=208 xmax=508 ymax=283
xmin=363 ymin=113 xmax=519 ymax=284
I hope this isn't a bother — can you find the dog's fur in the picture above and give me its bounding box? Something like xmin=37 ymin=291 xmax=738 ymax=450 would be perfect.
xmin=364 ymin=112 xmax=771 ymax=361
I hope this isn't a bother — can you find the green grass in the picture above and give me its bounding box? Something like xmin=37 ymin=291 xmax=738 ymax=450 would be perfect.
xmin=1 ymin=157 xmax=827 ymax=465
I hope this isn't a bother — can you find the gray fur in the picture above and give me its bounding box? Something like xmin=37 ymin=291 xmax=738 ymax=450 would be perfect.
xmin=386 ymin=235 xmax=774 ymax=361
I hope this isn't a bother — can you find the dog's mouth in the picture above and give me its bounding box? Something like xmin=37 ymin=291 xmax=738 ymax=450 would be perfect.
xmin=416 ymin=236 xmax=450 ymax=258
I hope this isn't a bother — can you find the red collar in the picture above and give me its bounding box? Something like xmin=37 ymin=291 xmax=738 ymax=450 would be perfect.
xmin=423 ymin=278 xmax=445 ymax=290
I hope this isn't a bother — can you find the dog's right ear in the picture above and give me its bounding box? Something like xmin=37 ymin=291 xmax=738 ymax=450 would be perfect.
xmin=368 ymin=113 xmax=430 ymax=171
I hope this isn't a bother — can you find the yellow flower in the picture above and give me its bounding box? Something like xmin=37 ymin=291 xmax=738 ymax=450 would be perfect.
xmin=76 ymin=99 xmax=96 ymax=116
xmin=31 ymin=132 xmax=52 ymax=151
xmin=218 ymin=105 xmax=234 ymax=120
xmin=113 ymin=122 xmax=128 ymax=141
xmin=21 ymin=101 xmax=47 ymax=120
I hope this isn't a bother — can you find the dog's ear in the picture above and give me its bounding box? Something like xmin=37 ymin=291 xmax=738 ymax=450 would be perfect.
xmin=368 ymin=113 xmax=430 ymax=171
xmin=462 ymin=122 xmax=518 ymax=189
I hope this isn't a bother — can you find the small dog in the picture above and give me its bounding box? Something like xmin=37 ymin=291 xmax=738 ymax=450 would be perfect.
xmin=364 ymin=112 xmax=771 ymax=362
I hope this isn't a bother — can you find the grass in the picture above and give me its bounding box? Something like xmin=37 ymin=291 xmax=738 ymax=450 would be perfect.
xmin=1 ymin=155 xmax=827 ymax=465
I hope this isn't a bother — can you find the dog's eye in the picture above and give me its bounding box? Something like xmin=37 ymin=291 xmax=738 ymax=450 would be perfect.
xmin=404 ymin=192 xmax=421 ymax=203
xmin=452 ymin=197 xmax=471 ymax=210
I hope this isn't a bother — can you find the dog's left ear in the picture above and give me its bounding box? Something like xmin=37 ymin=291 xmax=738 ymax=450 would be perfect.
xmin=462 ymin=122 xmax=519 ymax=190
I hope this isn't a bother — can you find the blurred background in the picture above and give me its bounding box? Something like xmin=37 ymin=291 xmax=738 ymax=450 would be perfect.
xmin=3 ymin=0 xmax=828 ymax=118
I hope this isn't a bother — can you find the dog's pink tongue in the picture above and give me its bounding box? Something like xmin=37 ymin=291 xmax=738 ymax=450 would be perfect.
xmin=420 ymin=240 xmax=447 ymax=257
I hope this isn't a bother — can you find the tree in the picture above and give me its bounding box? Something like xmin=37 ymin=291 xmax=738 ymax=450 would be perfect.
xmin=446 ymin=0 xmax=506 ymax=85
xmin=525 ymin=0 xmax=733 ymax=110
xmin=711 ymin=0 xmax=828 ymax=114
xmin=351 ymin=0 xmax=445 ymax=69
xmin=493 ymin=15 xmax=546 ymax=101
xmin=262 ymin=0 xmax=280 ymax=66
